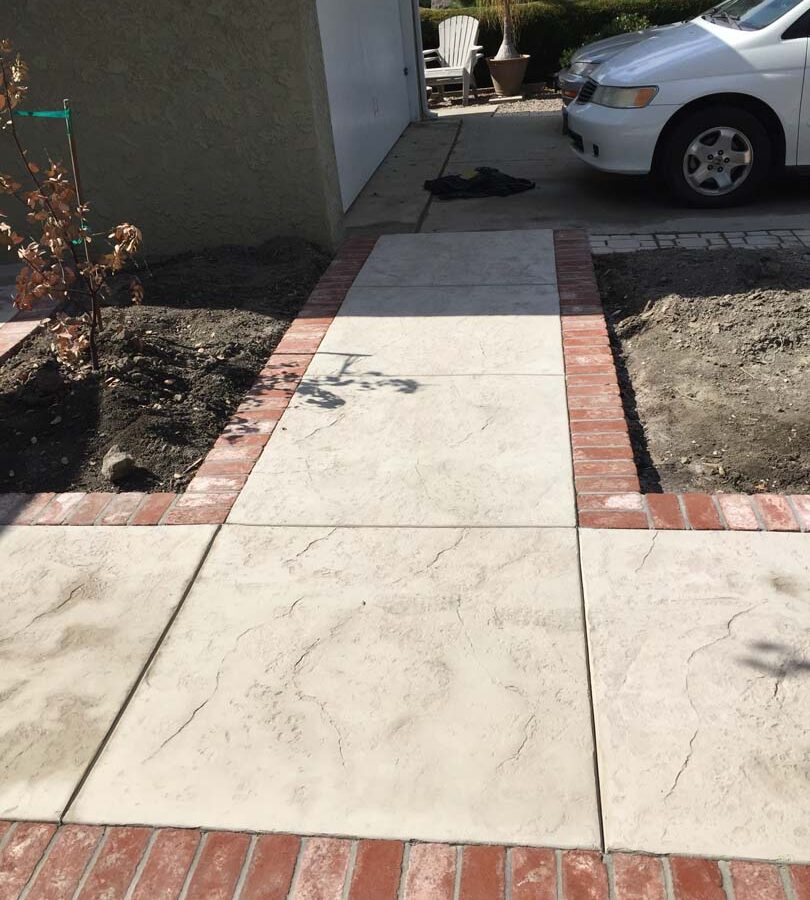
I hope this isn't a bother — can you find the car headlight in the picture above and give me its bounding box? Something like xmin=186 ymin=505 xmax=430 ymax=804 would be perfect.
xmin=591 ymin=85 xmax=659 ymax=108
xmin=568 ymin=60 xmax=599 ymax=77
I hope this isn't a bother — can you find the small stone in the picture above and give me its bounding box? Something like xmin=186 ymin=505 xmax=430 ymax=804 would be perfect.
xmin=680 ymin=456 xmax=689 ymax=464
xmin=30 ymin=436 xmax=37 ymax=445
xmin=50 ymin=416 xmax=62 ymax=425
xmin=61 ymin=457 xmax=68 ymax=465
xmin=101 ymin=445 xmax=135 ymax=483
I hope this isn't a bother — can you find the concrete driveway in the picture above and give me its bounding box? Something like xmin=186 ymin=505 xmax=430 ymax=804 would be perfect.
xmin=345 ymin=104 xmax=810 ymax=236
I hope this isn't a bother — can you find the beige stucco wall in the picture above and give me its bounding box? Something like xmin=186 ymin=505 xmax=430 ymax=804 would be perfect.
xmin=2 ymin=0 xmax=344 ymax=256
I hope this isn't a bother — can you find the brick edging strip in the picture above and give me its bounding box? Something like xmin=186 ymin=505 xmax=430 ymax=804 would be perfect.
xmin=0 ymin=236 xmax=377 ymax=527
xmin=553 ymin=230 xmax=810 ymax=532
xmin=1 ymin=820 xmax=808 ymax=900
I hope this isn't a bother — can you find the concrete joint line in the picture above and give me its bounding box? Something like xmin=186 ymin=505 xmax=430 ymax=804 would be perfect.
xmin=58 ymin=524 xmax=222 ymax=822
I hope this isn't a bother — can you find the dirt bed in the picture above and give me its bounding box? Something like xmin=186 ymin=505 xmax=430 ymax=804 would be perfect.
xmin=0 ymin=238 xmax=328 ymax=493
xmin=596 ymin=248 xmax=810 ymax=494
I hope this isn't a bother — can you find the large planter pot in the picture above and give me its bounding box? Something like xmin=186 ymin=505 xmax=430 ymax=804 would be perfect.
xmin=486 ymin=55 xmax=530 ymax=97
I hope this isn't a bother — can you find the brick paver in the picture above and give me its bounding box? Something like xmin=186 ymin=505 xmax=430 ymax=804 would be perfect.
xmin=25 ymin=825 xmax=103 ymax=900
xmin=347 ymin=840 xmax=403 ymax=900
xmin=613 ymin=853 xmax=666 ymax=900
xmin=561 ymin=850 xmax=609 ymax=900
xmin=183 ymin=831 xmax=251 ymax=900
xmin=555 ymin=230 xmax=810 ymax=532
xmin=669 ymin=857 xmax=726 ymax=900
xmin=402 ymin=843 xmax=456 ymax=900
xmin=728 ymin=860 xmax=786 ymax=900
xmin=458 ymin=845 xmax=504 ymax=900
xmin=0 ymin=823 xmax=57 ymax=898
xmin=590 ymin=229 xmax=810 ymax=254
xmin=511 ymin=847 xmax=556 ymax=900
xmin=289 ymin=838 xmax=351 ymax=900
xmin=2 ymin=821 xmax=809 ymax=899
xmin=130 ymin=828 xmax=200 ymax=900
xmin=75 ymin=826 xmax=150 ymax=900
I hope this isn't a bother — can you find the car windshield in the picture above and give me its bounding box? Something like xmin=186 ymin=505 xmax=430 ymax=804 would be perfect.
xmin=702 ymin=0 xmax=804 ymax=28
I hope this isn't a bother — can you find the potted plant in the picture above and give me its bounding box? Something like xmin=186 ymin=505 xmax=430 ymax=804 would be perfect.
xmin=479 ymin=0 xmax=530 ymax=98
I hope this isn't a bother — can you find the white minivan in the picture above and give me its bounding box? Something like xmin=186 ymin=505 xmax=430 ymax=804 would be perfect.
xmin=566 ymin=0 xmax=810 ymax=206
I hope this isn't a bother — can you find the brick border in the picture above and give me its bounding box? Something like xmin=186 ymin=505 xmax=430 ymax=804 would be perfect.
xmin=590 ymin=228 xmax=810 ymax=254
xmin=1 ymin=821 xmax=807 ymax=900
xmin=554 ymin=229 xmax=810 ymax=532
xmin=0 ymin=237 xmax=377 ymax=527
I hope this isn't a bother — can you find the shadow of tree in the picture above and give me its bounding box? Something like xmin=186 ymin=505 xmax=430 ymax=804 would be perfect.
xmin=738 ymin=640 xmax=810 ymax=683
xmin=294 ymin=355 xmax=421 ymax=410
xmin=296 ymin=375 xmax=420 ymax=410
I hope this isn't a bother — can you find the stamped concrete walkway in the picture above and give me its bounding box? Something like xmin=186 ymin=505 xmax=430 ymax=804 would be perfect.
xmin=2 ymin=232 xmax=810 ymax=899
xmin=67 ymin=231 xmax=597 ymax=849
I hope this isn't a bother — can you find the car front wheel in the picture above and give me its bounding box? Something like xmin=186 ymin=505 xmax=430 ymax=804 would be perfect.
xmin=657 ymin=105 xmax=772 ymax=207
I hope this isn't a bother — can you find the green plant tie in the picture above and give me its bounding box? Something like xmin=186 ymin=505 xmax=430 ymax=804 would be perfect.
xmin=12 ymin=109 xmax=70 ymax=119
xmin=12 ymin=107 xmax=87 ymax=246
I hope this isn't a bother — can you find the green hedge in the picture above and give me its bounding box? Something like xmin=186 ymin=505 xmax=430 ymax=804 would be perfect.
xmin=421 ymin=0 xmax=708 ymax=81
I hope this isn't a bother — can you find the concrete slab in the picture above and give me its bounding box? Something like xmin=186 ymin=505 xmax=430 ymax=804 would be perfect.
xmin=349 ymin=112 xmax=810 ymax=236
xmin=434 ymin=105 xmax=498 ymax=119
xmin=0 ymin=525 xmax=216 ymax=821
xmin=342 ymin=160 xmax=440 ymax=234
xmin=344 ymin=121 xmax=459 ymax=234
xmin=377 ymin=120 xmax=460 ymax=162
xmin=307 ymin=284 xmax=563 ymax=377
xmin=68 ymin=525 xmax=600 ymax=847
xmin=581 ymin=528 xmax=810 ymax=863
xmin=449 ymin=115 xmax=565 ymax=162
xmin=354 ymin=231 xmax=557 ymax=287
xmin=229 ymin=373 xmax=574 ymax=527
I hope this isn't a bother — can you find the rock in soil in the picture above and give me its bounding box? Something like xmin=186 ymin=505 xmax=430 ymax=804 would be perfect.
xmin=596 ymin=248 xmax=810 ymax=495
xmin=101 ymin=445 xmax=135 ymax=483
xmin=0 ymin=239 xmax=329 ymax=493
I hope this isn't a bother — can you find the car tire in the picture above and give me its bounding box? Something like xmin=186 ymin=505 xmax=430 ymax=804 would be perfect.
xmin=657 ymin=105 xmax=772 ymax=208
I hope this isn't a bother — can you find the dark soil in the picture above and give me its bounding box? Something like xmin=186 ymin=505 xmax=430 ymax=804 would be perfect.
xmin=596 ymin=248 xmax=810 ymax=494
xmin=0 ymin=238 xmax=329 ymax=492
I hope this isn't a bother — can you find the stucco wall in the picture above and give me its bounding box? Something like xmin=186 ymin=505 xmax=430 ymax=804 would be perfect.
xmin=2 ymin=0 xmax=344 ymax=255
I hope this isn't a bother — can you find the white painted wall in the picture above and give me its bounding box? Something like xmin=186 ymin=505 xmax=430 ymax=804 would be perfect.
xmin=316 ymin=0 xmax=421 ymax=210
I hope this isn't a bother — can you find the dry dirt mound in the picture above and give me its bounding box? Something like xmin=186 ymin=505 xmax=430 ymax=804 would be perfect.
xmin=596 ymin=248 xmax=810 ymax=494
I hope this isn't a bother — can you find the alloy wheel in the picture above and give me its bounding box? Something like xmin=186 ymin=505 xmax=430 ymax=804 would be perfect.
xmin=682 ymin=126 xmax=754 ymax=196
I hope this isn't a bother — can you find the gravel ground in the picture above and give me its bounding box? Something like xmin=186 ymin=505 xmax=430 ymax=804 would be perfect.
xmin=494 ymin=95 xmax=563 ymax=115
xmin=429 ymin=85 xmax=563 ymax=116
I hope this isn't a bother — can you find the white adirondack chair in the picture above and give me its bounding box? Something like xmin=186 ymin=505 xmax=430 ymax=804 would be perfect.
xmin=423 ymin=15 xmax=484 ymax=106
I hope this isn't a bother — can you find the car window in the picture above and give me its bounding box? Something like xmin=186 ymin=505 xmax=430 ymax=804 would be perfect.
xmin=703 ymin=0 xmax=805 ymax=29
